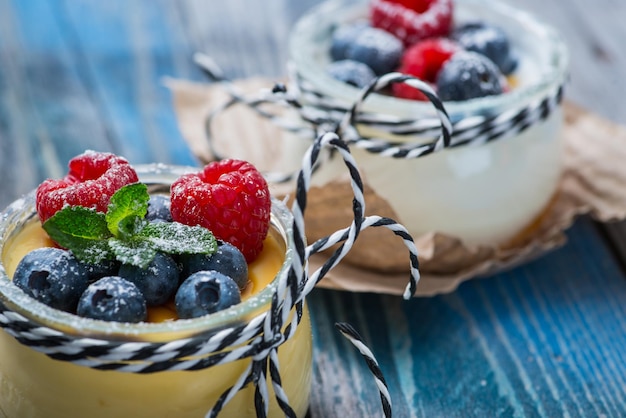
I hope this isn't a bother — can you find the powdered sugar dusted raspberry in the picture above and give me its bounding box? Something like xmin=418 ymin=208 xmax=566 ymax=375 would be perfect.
xmin=170 ymin=159 xmax=271 ymax=263
xmin=393 ymin=37 xmax=460 ymax=100
xmin=392 ymin=0 xmax=436 ymax=13
xmin=36 ymin=151 xmax=139 ymax=223
xmin=371 ymin=0 xmax=454 ymax=46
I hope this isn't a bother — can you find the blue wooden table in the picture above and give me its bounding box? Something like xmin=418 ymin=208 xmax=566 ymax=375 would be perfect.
xmin=2 ymin=1 xmax=626 ymax=416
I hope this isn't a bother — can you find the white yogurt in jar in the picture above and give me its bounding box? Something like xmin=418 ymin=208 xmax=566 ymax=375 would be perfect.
xmin=288 ymin=0 xmax=569 ymax=247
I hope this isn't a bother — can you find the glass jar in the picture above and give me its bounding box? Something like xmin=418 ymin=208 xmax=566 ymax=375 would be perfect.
xmin=0 ymin=165 xmax=312 ymax=418
xmin=288 ymin=0 xmax=569 ymax=251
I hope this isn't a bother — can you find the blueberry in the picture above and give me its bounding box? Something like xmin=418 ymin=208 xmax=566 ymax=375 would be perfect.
xmin=499 ymin=51 xmax=519 ymax=76
xmin=13 ymin=248 xmax=90 ymax=312
xmin=344 ymin=27 xmax=403 ymax=75
xmin=452 ymin=22 xmax=517 ymax=75
xmin=82 ymin=259 xmax=121 ymax=282
xmin=175 ymin=271 xmax=241 ymax=319
xmin=326 ymin=59 xmax=376 ymax=88
xmin=436 ymin=51 xmax=505 ymax=101
xmin=330 ymin=21 xmax=369 ymax=61
xmin=179 ymin=241 xmax=248 ymax=289
xmin=77 ymin=276 xmax=147 ymax=323
xmin=146 ymin=195 xmax=172 ymax=222
xmin=118 ymin=252 xmax=179 ymax=306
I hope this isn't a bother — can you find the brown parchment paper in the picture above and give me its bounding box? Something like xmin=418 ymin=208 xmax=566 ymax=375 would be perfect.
xmin=165 ymin=77 xmax=626 ymax=296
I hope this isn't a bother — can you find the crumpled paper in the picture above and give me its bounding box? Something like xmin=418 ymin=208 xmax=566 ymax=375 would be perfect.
xmin=166 ymin=77 xmax=626 ymax=296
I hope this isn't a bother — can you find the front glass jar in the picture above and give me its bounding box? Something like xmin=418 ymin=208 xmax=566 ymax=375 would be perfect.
xmin=0 ymin=165 xmax=312 ymax=418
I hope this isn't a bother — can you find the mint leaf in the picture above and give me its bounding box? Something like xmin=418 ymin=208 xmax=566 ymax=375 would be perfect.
xmin=139 ymin=222 xmax=218 ymax=255
xmin=71 ymin=240 xmax=114 ymax=265
xmin=117 ymin=216 xmax=147 ymax=240
xmin=106 ymin=183 xmax=149 ymax=237
xmin=109 ymin=238 xmax=157 ymax=269
xmin=43 ymin=206 xmax=114 ymax=264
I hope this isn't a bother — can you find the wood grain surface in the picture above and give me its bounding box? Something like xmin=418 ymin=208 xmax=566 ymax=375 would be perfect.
xmin=1 ymin=0 xmax=626 ymax=417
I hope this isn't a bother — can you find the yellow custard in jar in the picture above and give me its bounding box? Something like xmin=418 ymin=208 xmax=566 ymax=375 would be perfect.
xmin=2 ymin=220 xmax=288 ymax=321
xmin=0 ymin=197 xmax=312 ymax=418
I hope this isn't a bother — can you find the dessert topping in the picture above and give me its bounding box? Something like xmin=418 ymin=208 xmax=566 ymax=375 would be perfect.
xmin=370 ymin=0 xmax=454 ymax=46
xmin=36 ymin=151 xmax=139 ymax=223
xmin=339 ymin=26 xmax=404 ymax=75
xmin=76 ymin=276 xmax=148 ymax=322
xmin=118 ymin=252 xmax=180 ymax=306
xmin=436 ymin=51 xmax=506 ymax=101
xmin=326 ymin=59 xmax=377 ymax=88
xmin=175 ymin=270 xmax=242 ymax=319
xmin=179 ymin=241 xmax=249 ymax=290
xmin=392 ymin=37 xmax=460 ymax=100
xmin=171 ymin=159 xmax=271 ymax=263
xmin=14 ymin=153 xmax=276 ymax=322
xmin=330 ymin=21 xmax=370 ymax=61
xmin=42 ymin=182 xmax=218 ymax=269
xmin=13 ymin=247 xmax=90 ymax=312
xmin=452 ymin=21 xmax=518 ymax=75
xmin=146 ymin=194 xmax=174 ymax=222
xmin=324 ymin=0 xmax=519 ymax=102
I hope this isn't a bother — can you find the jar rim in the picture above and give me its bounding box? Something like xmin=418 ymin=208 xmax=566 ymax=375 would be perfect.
xmin=0 ymin=164 xmax=295 ymax=340
xmin=288 ymin=0 xmax=569 ymax=117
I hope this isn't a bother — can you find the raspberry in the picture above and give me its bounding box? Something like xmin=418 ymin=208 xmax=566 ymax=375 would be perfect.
xmin=36 ymin=151 xmax=139 ymax=223
xmin=392 ymin=80 xmax=432 ymax=101
xmin=392 ymin=37 xmax=460 ymax=100
xmin=170 ymin=159 xmax=271 ymax=263
xmin=391 ymin=0 xmax=435 ymax=13
xmin=370 ymin=0 xmax=453 ymax=47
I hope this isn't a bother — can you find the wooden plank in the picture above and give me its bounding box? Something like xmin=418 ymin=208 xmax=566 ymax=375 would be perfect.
xmin=513 ymin=0 xmax=626 ymax=274
xmin=510 ymin=0 xmax=626 ymax=125
xmin=0 ymin=1 xmax=121 ymax=182
xmin=178 ymin=0 xmax=308 ymax=79
xmin=308 ymin=218 xmax=626 ymax=417
xmin=0 ymin=1 xmax=42 ymax=208
xmin=45 ymin=0 xmax=198 ymax=165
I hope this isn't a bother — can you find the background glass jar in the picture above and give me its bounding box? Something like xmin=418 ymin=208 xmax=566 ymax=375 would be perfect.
xmin=0 ymin=165 xmax=312 ymax=418
xmin=288 ymin=0 xmax=569 ymax=253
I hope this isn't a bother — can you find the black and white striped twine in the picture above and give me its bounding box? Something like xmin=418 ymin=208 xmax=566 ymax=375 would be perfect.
xmin=195 ymin=53 xmax=564 ymax=184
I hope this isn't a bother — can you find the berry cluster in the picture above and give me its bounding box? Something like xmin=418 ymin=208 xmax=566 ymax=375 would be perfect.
xmin=13 ymin=152 xmax=272 ymax=323
xmin=325 ymin=0 xmax=518 ymax=101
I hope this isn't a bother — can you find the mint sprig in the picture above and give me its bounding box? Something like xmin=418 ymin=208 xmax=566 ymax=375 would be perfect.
xmin=42 ymin=206 xmax=114 ymax=263
xmin=43 ymin=183 xmax=217 ymax=268
xmin=105 ymin=183 xmax=149 ymax=238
